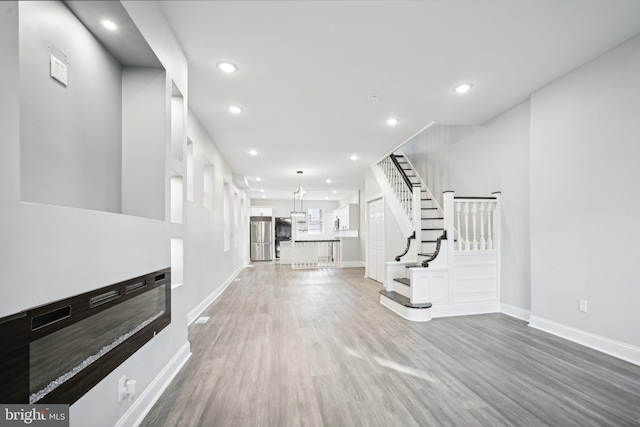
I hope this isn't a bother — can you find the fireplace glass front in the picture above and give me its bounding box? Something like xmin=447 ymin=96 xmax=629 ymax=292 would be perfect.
xmin=29 ymin=284 xmax=167 ymax=403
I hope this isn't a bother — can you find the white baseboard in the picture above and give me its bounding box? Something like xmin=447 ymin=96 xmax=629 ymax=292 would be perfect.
xmin=341 ymin=261 xmax=365 ymax=268
xmin=379 ymin=295 xmax=432 ymax=322
xmin=529 ymin=315 xmax=640 ymax=367
xmin=431 ymin=301 xmax=500 ymax=318
xmin=115 ymin=342 xmax=192 ymax=427
xmin=500 ymin=303 xmax=531 ymax=322
xmin=187 ymin=262 xmax=248 ymax=325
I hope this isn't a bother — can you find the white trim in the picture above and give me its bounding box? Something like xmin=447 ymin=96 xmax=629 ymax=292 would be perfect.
xmin=500 ymin=303 xmax=531 ymax=322
xmin=431 ymin=301 xmax=499 ymax=318
xmin=529 ymin=315 xmax=640 ymax=367
xmin=341 ymin=261 xmax=365 ymax=268
xmin=379 ymin=294 xmax=432 ymax=322
xmin=396 ymin=150 xmax=444 ymax=215
xmin=115 ymin=342 xmax=192 ymax=427
xmin=187 ymin=262 xmax=248 ymax=325
xmin=371 ymin=165 xmax=413 ymax=236
xmin=370 ymin=121 xmax=436 ymax=167
xmin=365 ymin=192 xmax=384 ymax=203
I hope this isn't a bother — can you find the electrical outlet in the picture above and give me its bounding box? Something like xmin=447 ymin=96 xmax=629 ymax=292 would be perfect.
xmin=579 ymin=299 xmax=588 ymax=313
xmin=118 ymin=376 xmax=127 ymax=401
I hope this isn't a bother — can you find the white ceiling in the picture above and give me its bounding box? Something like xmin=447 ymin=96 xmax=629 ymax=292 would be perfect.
xmin=158 ymin=0 xmax=640 ymax=201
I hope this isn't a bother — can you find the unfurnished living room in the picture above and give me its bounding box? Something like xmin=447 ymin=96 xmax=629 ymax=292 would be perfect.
xmin=1 ymin=1 xmax=640 ymax=426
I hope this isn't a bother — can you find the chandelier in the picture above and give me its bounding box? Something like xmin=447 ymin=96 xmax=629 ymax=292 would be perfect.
xmin=291 ymin=171 xmax=307 ymax=218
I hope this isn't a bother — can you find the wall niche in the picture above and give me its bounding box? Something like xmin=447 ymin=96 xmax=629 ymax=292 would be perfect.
xmin=19 ymin=1 xmax=166 ymax=220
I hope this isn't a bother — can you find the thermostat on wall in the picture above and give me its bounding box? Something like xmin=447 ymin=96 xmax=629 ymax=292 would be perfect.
xmin=50 ymin=53 xmax=68 ymax=86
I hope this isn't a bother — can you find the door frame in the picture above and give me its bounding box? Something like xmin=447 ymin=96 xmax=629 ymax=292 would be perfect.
xmin=366 ymin=194 xmax=384 ymax=282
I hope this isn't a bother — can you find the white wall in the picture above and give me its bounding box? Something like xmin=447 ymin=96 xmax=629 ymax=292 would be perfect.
xmin=401 ymin=103 xmax=532 ymax=312
xmin=530 ymin=33 xmax=640 ymax=348
xmin=121 ymin=67 xmax=167 ymax=221
xmin=184 ymin=110 xmax=250 ymax=317
xmin=19 ymin=1 xmax=122 ymax=213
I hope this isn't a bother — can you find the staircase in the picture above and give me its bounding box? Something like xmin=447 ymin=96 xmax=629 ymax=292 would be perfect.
xmin=372 ymin=151 xmax=501 ymax=322
xmin=392 ymin=154 xmax=445 ymax=264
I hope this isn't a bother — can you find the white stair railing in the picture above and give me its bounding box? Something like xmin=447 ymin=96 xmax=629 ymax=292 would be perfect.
xmin=292 ymin=240 xmax=341 ymax=269
xmin=451 ymin=194 xmax=501 ymax=252
xmin=377 ymin=156 xmax=415 ymax=223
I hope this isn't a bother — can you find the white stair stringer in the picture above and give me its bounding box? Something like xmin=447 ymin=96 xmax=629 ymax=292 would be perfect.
xmin=371 ymin=164 xmax=413 ymax=237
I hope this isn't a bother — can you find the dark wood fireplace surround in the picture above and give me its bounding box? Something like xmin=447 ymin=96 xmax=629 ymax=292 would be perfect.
xmin=0 ymin=268 xmax=171 ymax=404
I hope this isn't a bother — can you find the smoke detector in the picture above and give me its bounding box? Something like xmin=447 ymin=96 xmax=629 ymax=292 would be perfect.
xmin=368 ymin=94 xmax=380 ymax=103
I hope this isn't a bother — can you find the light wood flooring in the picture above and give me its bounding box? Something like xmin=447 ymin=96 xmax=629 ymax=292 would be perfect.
xmin=141 ymin=264 xmax=640 ymax=426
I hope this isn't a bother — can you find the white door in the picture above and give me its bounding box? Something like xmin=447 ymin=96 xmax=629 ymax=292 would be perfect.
xmin=367 ymin=198 xmax=385 ymax=283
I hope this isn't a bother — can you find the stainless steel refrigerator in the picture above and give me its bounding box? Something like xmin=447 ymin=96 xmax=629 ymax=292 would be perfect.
xmin=250 ymin=216 xmax=273 ymax=261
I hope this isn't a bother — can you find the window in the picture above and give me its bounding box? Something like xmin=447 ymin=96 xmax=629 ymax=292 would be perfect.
xmin=307 ymin=207 xmax=324 ymax=235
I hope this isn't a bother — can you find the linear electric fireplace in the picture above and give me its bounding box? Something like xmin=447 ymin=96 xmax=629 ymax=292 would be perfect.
xmin=0 ymin=268 xmax=171 ymax=404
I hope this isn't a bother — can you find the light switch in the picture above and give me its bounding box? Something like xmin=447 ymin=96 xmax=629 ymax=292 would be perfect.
xmin=50 ymin=54 xmax=68 ymax=86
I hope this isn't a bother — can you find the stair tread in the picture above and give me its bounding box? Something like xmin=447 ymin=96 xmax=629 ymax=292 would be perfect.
xmin=422 ymin=217 xmax=444 ymax=220
xmin=421 ymin=207 xmax=438 ymax=210
xmin=379 ymin=290 xmax=432 ymax=309
xmin=418 ymin=253 xmax=435 ymax=257
xmin=422 ymin=240 xmax=438 ymax=243
xmin=393 ymin=277 xmax=411 ymax=286
xmin=422 ymin=228 xmax=444 ymax=230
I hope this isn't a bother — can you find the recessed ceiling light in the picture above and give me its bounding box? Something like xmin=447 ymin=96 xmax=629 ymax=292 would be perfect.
xmin=261 ymin=195 xmax=266 ymax=199
xmin=256 ymin=177 xmax=262 ymax=182
xmin=350 ymin=155 xmax=358 ymax=161
xmin=325 ymin=197 xmax=329 ymax=200
xmin=454 ymin=83 xmax=473 ymax=94
xmin=326 ymin=179 xmax=332 ymax=184
xmin=386 ymin=118 xmax=399 ymax=126
xmin=217 ymin=62 xmax=237 ymax=73
xmin=100 ymin=19 xmax=118 ymax=31
xmin=228 ymin=105 xmax=243 ymax=114
xmin=333 ymin=190 xmax=337 ymax=194
xmin=260 ymin=189 xmax=264 ymax=193
xmin=248 ymin=149 xmax=257 ymax=156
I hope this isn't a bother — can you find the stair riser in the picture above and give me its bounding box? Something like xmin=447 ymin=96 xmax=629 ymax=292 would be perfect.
xmin=421 ymin=229 xmax=443 ymax=240
xmin=421 ymin=242 xmax=438 ymax=253
xmin=421 ymin=210 xmax=441 ymax=219
xmin=421 ymin=218 xmax=444 ymax=228
xmin=393 ymin=283 xmax=411 ymax=299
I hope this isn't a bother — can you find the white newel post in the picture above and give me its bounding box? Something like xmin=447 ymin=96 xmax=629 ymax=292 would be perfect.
xmin=443 ymin=191 xmax=455 ymax=264
xmin=455 ymin=202 xmax=462 ymax=250
xmin=492 ymin=191 xmax=502 ymax=301
xmin=412 ymin=186 xmax=422 ymax=260
xmin=492 ymin=192 xmax=501 ymax=251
